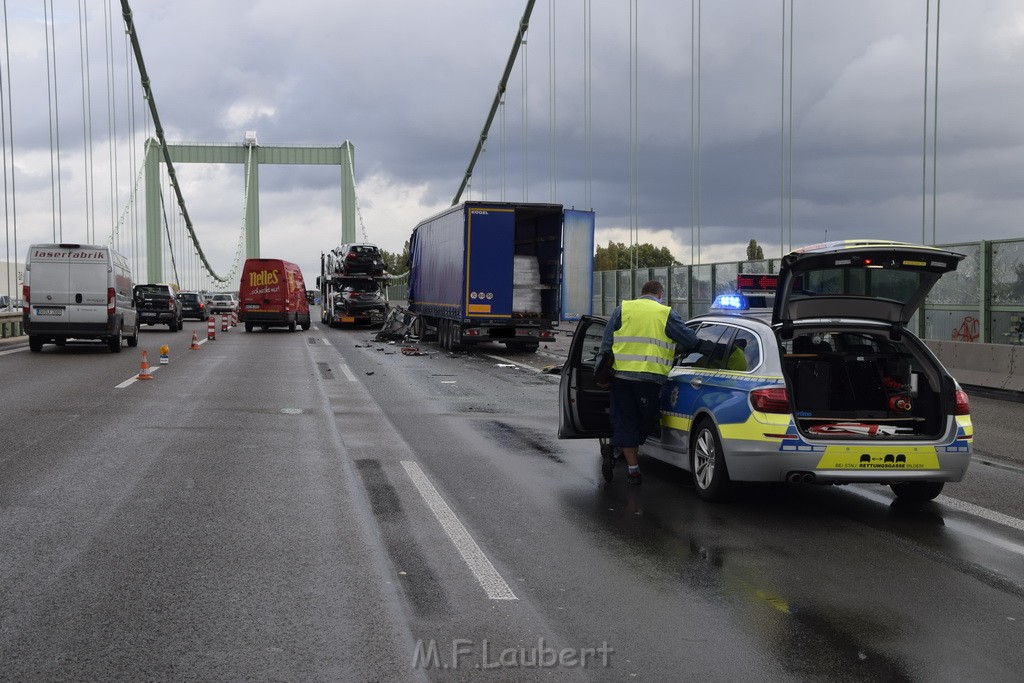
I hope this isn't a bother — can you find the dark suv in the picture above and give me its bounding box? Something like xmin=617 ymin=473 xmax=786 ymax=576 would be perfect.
xmin=176 ymin=291 xmax=207 ymax=320
xmin=331 ymin=243 xmax=386 ymax=277
xmin=134 ymin=284 xmax=183 ymax=331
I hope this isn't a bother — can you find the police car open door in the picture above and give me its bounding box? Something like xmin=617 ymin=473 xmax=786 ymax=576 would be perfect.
xmin=558 ymin=315 xmax=614 ymax=439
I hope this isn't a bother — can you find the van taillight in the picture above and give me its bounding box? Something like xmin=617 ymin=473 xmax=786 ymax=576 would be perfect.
xmin=107 ymin=287 xmax=116 ymax=316
xmin=22 ymin=285 xmax=30 ymax=312
xmin=954 ymin=389 xmax=971 ymax=415
xmin=750 ymin=387 xmax=790 ymax=414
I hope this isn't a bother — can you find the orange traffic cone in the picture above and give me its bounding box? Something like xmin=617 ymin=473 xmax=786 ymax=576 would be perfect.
xmin=137 ymin=350 xmax=153 ymax=380
xmin=190 ymin=330 xmax=201 ymax=350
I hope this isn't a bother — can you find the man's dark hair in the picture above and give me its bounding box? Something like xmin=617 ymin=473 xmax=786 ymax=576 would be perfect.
xmin=640 ymin=280 xmax=664 ymax=298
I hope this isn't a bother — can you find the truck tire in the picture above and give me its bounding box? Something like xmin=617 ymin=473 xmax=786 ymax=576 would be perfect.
xmin=29 ymin=335 xmax=44 ymax=352
xmin=245 ymin=322 xmax=253 ymax=332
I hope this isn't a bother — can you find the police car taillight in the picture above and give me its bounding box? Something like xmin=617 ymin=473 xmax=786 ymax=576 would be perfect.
xmin=954 ymin=389 xmax=970 ymax=415
xmin=750 ymin=387 xmax=790 ymax=413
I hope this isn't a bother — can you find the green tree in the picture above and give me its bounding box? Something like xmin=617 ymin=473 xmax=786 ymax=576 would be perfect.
xmin=594 ymin=241 xmax=678 ymax=270
xmin=746 ymin=239 xmax=765 ymax=260
xmin=380 ymin=241 xmax=410 ymax=276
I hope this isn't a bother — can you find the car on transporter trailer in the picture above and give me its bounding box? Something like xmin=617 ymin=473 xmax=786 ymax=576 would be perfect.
xmin=558 ymin=239 xmax=974 ymax=502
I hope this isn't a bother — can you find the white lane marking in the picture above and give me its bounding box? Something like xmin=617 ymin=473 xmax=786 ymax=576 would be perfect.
xmin=322 ymin=338 xmax=333 ymax=346
xmin=338 ymin=364 xmax=357 ymax=382
xmin=0 ymin=346 xmax=28 ymax=356
xmin=401 ymin=460 xmax=518 ymax=601
xmin=312 ymin=325 xmax=320 ymax=331
xmin=115 ymin=365 xmax=162 ymax=389
xmin=481 ymin=353 xmax=539 ymax=373
xmin=935 ymin=494 xmax=1024 ymax=534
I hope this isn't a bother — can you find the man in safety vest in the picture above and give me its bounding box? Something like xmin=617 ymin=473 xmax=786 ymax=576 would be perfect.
xmin=596 ymin=280 xmax=702 ymax=484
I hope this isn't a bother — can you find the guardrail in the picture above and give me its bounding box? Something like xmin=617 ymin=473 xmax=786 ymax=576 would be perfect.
xmin=1 ymin=311 xmax=23 ymax=340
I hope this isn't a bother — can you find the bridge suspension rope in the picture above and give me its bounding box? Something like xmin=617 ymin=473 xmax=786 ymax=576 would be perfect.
xmin=120 ymin=0 xmax=232 ymax=284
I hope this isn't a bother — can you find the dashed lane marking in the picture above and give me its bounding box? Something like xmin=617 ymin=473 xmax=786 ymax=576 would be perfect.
xmin=115 ymin=365 xmax=163 ymax=389
xmin=400 ymin=460 xmax=518 ymax=601
xmin=481 ymin=353 xmax=540 ymax=373
xmin=338 ymin=363 xmax=357 ymax=382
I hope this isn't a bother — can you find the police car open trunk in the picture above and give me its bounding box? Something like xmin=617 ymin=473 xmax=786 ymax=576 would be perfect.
xmin=780 ymin=327 xmax=962 ymax=439
xmin=772 ymin=240 xmax=967 ymax=440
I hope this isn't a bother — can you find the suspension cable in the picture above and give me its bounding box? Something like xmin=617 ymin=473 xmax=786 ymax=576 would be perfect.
xmin=451 ymin=0 xmax=537 ymax=205
xmin=44 ymin=0 xmax=63 ymax=242
xmin=1 ymin=0 xmax=9 ymax=298
xmin=2 ymin=0 xmax=17 ymax=293
xmin=105 ymin=0 xmax=120 ymax=254
xmin=120 ymin=0 xmax=230 ymax=283
xmin=77 ymin=0 xmax=93 ymax=242
xmin=584 ymin=0 xmax=592 ymax=210
xmin=522 ymin=27 xmax=529 ymax=202
xmin=548 ymin=0 xmax=556 ymax=202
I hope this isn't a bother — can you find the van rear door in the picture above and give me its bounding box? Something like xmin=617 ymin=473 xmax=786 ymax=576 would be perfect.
xmin=68 ymin=248 xmax=110 ymax=325
xmin=26 ymin=246 xmax=72 ymax=323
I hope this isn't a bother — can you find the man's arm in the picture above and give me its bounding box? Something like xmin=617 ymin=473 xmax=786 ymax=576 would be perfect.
xmin=665 ymin=310 xmax=700 ymax=351
xmin=597 ymin=307 xmax=621 ymax=362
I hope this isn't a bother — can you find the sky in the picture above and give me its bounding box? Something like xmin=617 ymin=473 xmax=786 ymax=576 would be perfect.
xmin=2 ymin=0 xmax=1023 ymax=289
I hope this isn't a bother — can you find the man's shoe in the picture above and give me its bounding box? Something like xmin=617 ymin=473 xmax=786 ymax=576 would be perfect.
xmin=627 ymin=471 xmax=642 ymax=486
xmin=601 ymin=445 xmax=616 ymax=482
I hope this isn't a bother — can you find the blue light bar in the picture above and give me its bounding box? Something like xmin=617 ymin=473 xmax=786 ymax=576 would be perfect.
xmin=711 ymin=294 xmax=748 ymax=310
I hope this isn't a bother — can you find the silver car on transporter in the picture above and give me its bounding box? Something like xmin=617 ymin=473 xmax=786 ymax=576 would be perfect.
xmin=559 ymin=240 xmax=974 ymax=503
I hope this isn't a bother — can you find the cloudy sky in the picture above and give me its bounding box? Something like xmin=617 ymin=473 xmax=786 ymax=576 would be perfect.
xmin=2 ymin=0 xmax=1023 ymax=287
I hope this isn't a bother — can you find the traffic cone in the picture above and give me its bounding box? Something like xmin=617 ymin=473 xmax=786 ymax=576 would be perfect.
xmin=190 ymin=330 xmax=201 ymax=350
xmin=137 ymin=350 xmax=153 ymax=380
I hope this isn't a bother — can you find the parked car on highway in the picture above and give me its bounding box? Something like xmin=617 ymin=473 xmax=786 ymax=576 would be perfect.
xmin=176 ymin=291 xmax=208 ymax=320
xmin=207 ymin=293 xmax=239 ymax=314
xmin=330 ymin=243 xmax=386 ymax=277
xmin=23 ymin=243 xmax=140 ymax=352
xmin=134 ymin=283 xmax=183 ymax=331
xmin=559 ymin=239 xmax=973 ymax=502
xmin=333 ymin=279 xmax=388 ymax=324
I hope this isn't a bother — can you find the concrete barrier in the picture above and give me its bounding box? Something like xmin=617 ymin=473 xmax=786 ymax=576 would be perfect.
xmin=924 ymin=339 xmax=1016 ymax=393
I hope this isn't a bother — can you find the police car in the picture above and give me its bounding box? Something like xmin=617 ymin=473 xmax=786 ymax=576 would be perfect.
xmin=559 ymin=240 xmax=973 ymax=502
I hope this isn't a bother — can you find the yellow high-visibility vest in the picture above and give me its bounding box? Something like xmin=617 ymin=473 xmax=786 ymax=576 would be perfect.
xmin=612 ymin=298 xmax=674 ymax=376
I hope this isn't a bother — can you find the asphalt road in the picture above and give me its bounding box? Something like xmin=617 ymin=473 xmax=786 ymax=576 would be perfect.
xmin=0 ymin=318 xmax=1022 ymax=681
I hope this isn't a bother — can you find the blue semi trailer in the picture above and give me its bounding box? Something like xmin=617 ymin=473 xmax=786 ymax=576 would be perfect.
xmin=407 ymin=201 xmax=595 ymax=353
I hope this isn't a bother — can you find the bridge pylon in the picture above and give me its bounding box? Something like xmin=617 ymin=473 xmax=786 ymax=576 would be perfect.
xmin=143 ymin=136 xmax=357 ymax=283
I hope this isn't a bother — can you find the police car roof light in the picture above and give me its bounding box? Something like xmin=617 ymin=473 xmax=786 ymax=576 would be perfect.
xmin=711 ymin=294 xmax=748 ymax=310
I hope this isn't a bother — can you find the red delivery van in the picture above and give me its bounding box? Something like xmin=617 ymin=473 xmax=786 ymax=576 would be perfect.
xmin=238 ymin=258 xmax=312 ymax=333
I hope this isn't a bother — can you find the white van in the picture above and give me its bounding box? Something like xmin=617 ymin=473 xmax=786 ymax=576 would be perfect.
xmin=23 ymin=243 xmax=140 ymax=353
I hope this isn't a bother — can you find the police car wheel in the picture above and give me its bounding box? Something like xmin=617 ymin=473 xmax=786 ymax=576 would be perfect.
xmin=889 ymin=481 xmax=944 ymax=502
xmin=691 ymin=421 xmax=732 ymax=502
